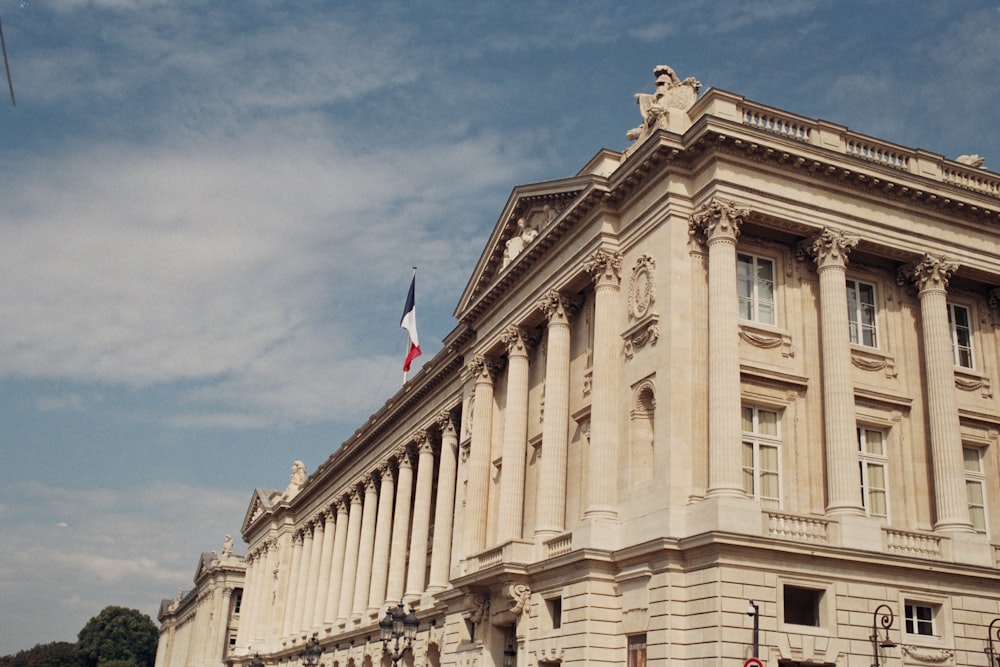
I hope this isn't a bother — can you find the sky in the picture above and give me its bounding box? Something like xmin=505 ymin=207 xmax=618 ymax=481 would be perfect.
xmin=0 ymin=0 xmax=998 ymax=656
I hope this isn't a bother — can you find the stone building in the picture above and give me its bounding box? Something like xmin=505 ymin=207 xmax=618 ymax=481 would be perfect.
xmin=156 ymin=66 xmax=1000 ymax=667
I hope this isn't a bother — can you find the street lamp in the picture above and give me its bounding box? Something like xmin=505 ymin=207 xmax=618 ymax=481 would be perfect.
xmin=870 ymin=604 xmax=897 ymax=667
xmin=747 ymin=600 xmax=760 ymax=658
xmin=301 ymin=634 xmax=323 ymax=667
xmin=249 ymin=653 xmax=265 ymax=667
xmin=503 ymin=642 xmax=516 ymax=667
xmin=985 ymin=617 xmax=1000 ymax=667
xmin=380 ymin=603 xmax=419 ymax=665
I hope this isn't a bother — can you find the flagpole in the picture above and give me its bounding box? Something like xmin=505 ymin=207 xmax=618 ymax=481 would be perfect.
xmin=402 ymin=267 xmax=417 ymax=385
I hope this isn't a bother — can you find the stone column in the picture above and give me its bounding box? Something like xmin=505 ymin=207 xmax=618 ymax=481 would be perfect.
xmin=497 ymin=325 xmax=533 ymax=540
xmin=323 ymin=500 xmax=349 ymax=625
xmin=281 ymin=533 xmax=303 ymax=637
xmin=901 ymin=255 xmax=973 ymax=533
xmin=801 ymin=228 xmax=865 ymax=515
xmin=689 ymin=199 xmax=749 ymax=497
xmin=368 ymin=463 xmax=395 ymax=615
xmin=215 ymin=587 xmax=233 ymax=661
xmin=386 ymin=446 xmax=414 ymax=605
xmin=254 ymin=539 xmax=276 ymax=645
xmin=534 ymin=291 xmax=576 ymax=540
xmin=429 ymin=412 xmax=459 ymax=592
xmin=465 ymin=355 xmax=497 ymax=556
xmin=583 ymin=248 xmax=623 ymax=520
xmin=352 ymin=476 xmax=379 ymax=620
xmin=405 ymin=432 xmax=436 ymax=602
xmin=291 ymin=526 xmax=313 ymax=635
xmin=302 ymin=520 xmax=323 ymax=632
xmin=337 ymin=488 xmax=364 ymax=624
xmin=234 ymin=550 xmax=257 ymax=649
xmin=312 ymin=509 xmax=335 ymax=631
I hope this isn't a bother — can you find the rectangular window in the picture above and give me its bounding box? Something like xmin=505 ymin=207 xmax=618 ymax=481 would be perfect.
xmin=232 ymin=591 xmax=242 ymax=616
xmin=858 ymin=427 xmax=888 ymax=518
xmin=546 ymin=597 xmax=562 ymax=630
xmin=783 ymin=586 xmax=822 ymax=626
xmin=627 ymin=634 xmax=647 ymax=667
xmin=738 ymin=253 xmax=776 ymax=325
xmin=742 ymin=406 xmax=781 ymax=508
xmin=964 ymin=447 xmax=987 ymax=533
xmin=948 ymin=303 xmax=974 ymax=368
xmin=904 ymin=603 xmax=936 ymax=636
xmin=847 ymin=279 xmax=878 ymax=347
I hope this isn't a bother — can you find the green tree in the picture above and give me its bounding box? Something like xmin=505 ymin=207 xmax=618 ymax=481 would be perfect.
xmin=0 ymin=641 xmax=81 ymax=667
xmin=77 ymin=606 xmax=157 ymax=667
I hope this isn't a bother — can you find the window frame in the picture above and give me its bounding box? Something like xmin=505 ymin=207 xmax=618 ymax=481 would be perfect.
xmin=904 ymin=602 xmax=939 ymax=638
xmin=742 ymin=405 xmax=782 ymax=509
xmin=964 ymin=446 xmax=988 ymax=534
xmin=846 ymin=278 xmax=879 ymax=348
xmin=737 ymin=252 xmax=777 ymax=326
xmin=947 ymin=302 xmax=975 ymax=369
xmin=857 ymin=426 xmax=889 ymax=520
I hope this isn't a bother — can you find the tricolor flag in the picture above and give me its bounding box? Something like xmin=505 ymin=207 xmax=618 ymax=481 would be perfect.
xmin=400 ymin=273 xmax=422 ymax=373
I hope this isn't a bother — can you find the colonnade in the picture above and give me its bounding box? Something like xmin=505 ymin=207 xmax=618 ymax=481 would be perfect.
xmin=691 ymin=197 xmax=974 ymax=534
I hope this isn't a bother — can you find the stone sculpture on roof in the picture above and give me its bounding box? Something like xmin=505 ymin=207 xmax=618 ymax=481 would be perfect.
xmin=624 ymin=65 xmax=700 ymax=158
xmin=282 ymin=460 xmax=307 ymax=500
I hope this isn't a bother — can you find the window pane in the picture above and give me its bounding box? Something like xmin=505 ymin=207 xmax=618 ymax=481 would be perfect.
xmin=964 ymin=447 xmax=982 ymax=472
xmin=759 ymin=410 xmax=778 ymax=436
xmin=742 ymin=407 xmax=753 ymax=432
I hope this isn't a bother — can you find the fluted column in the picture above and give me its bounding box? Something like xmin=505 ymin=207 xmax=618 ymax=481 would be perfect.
xmin=583 ymin=248 xmax=623 ymax=520
xmin=254 ymin=539 xmax=276 ymax=644
xmin=234 ymin=550 xmax=257 ymax=648
xmin=689 ymin=199 xmax=749 ymax=497
xmin=352 ymin=476 xmax=379 ymax=619
xmin=902 ymin=255 xmax=973 ymax=533
xmin=535 ymin=291 xmax=576 ymax=540
xmin=405 ymin=432 xmax=436 ymax=601
xmin=802 ymin=229 xmax=865 ymax=515
xmin=465 ymin=355 xmax=497 ymax=556
xmin=429 ymin=412 xmax=459 ymax=591
xmin=386 ymin=446 xmax=414 ymax=604
xmin=368 ymin=463 xmax=395 ymax=615
xmin=302 ymin=520 xmax=323 ymax=631
xmin=497 ymin=325 xmax=533 ymax=540
xmin=215 ymin=587 xmax=233 ymax=660
xmin=291 ymin=526 xmax=313 ymax=634
xmin=312 ymin=510 xmax=335 ymax=630
xmin=323 ymin=500 xmax=349 ymax=625
xmin=337 ymin=488 xmax=364 ymax=624
xmin=281 ymin=533 xmax=303 ymax=637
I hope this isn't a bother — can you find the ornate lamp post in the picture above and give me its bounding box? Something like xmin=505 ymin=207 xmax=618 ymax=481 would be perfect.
xmin=301 ymin=634 xmax=323 ymax=667
xmin=503 ymin=642 xmax=516 ymax=667
xmin=380 ymin=603 xmax=419 ymax=665
xmin=870 ymin=604 xmax=897 ymax=667
xmin=985 ymin=618 xmax=1000 ymax=667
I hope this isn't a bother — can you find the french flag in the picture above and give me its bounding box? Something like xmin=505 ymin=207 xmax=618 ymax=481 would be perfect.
xmin=400 ymin=274 xmax=422 ymax=373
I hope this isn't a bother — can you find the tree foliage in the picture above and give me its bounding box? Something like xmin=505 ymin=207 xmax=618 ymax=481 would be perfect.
xmin=0 ymin=642 xmax=80 ymax=667
xmin=77 ymin=606 xmax=158 ymax=667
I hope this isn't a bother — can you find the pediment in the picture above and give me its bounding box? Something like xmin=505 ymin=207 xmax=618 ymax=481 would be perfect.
xmin=453 ymin=176 xmax=598 ymax=322
xmin=241 ymin=487 xmax=277 ymax=535
xmin=193 ymin=551 xmax=216 ymax=583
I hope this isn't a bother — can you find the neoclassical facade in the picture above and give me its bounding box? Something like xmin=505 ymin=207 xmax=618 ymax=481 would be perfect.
xmin=157 ymin=67 xmax=1000 ymax=667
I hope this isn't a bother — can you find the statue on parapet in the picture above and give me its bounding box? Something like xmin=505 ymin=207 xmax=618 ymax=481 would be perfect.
xmin=283 ymin=460 xmax=307 ymax=500
xmin=624 ymin=65 xmax=701 ymax=156
xmin=221 ymin=534 xmax=234 ymax=557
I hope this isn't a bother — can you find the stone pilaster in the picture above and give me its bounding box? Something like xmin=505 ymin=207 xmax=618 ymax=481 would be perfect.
xmin=497 ymin=325 xmax=533 ymax=541
xmin=689 ymin=198 xmax=748 ymax=497
xmin=405 ymin=431 xmax=435 ymax=602
xmin=367 ymin=463 xmax=395 ymax=615
xmin=901 ymin=254 xmax=973 ymax=533
xmin=801 ymin=228 xmax=865 ymax=516
xmin=352 ymin=475 xmax=379 ymax=620
xmin=535 ymin=290 xmax=577 ymax=540
xmin=429 ymin=412 xmax=459 ymax=592
xmin=386 ymin=446 xmax=414 ymax=605
xmin=465 ymin=355 xmax=498 ymax=555
xmin=234 ymin=550 xmax=256 ymax=649
xmin=583 ymin=248 xmax=623 ymax=521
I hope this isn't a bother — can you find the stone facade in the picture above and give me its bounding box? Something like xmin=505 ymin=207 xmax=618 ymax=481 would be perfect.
xmin=156 ymin=67 xmax=1000 ymax=667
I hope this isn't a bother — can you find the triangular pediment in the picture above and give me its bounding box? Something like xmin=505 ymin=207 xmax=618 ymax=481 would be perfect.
xmin=241 ymin=487 xmax=277 ymax=536
xmin=454 ymin=174 xmax=603 ymax=322
xmin=193 ymin=551 xmax=216 ymax=583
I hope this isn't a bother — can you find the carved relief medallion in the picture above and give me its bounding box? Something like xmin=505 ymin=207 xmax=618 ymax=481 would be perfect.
xmin=628 ymin=255 xmax=656 ymax=318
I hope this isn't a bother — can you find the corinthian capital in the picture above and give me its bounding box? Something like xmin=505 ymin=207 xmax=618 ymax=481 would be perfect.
xmin=899 ymin=254 xmax=959 ymax=292
xmin=584 ymin=249 xmax=624 ymax=287
xmin=537 ymin=290 xmax=579 ymax=324
xmin=467 ymin=354 xmax=499 ymax=383
xmin=501 ymin=325 xmax=535 ymax=355
xmin=799 ymin=228 xmax=859 ymax=269
xmin=688 ymin=198 xmax=750 ymax=244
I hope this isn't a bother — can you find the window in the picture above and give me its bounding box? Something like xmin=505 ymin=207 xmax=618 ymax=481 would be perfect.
xmin=232 ymin=591 xmax=242 ymax=616
xmin=904 ymin=603 xmax=937 ymax=637
xmin=858 ymin=427 xmax=888 ymax=518
xmin=948 ymin=304 xmax=974 ymax=368
xmin=964 ymin=447 xmax=987 ymax=533
xmin=742 ymin=406 xmax=781 ymax=508
xmin=627 ymin=634 xmax=647 ymax=667
xmin=546 ymin=597 xmax=562 ymax=630
xmin=783 ymin=586 xmax=822 ymax=626
xmin=738 ymin=253 xmax=776 ymax=325
xmin=847 ymin=279 xmax=878 ymax=347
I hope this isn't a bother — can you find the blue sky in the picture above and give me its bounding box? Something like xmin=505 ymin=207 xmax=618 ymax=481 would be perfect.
xmin=1 ymin=0 xmax=998 ymax=655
